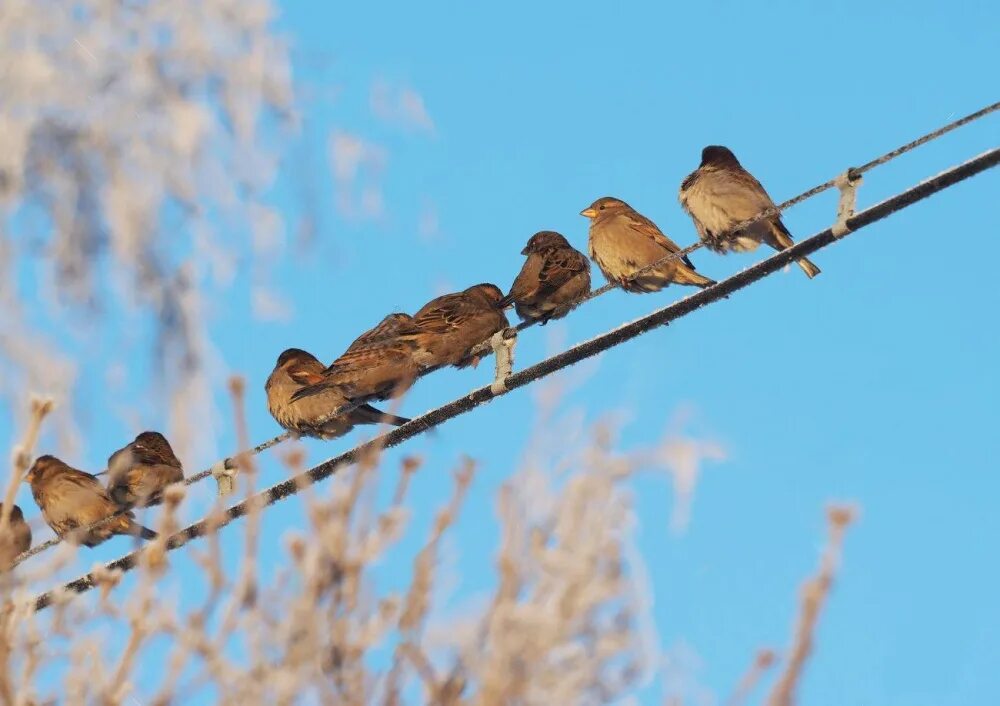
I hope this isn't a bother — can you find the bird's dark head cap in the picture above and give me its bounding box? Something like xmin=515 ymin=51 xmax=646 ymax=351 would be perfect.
xmin=276 ymin=348 xmax=318 ymax=368
xmin=465 ymin=283 xmax=505 ymax=305
xmin=26 ymin=454 xmax=64 ymax=484
xmin=700 ymin=145 xmax=741 ymax=167
xmin=523 ymin=230 xmax=571 ymax=254
xmin=133 ymin=431 xmax=181 ymax=465
xmin=0 ymin=503 xmax=24 ymax=521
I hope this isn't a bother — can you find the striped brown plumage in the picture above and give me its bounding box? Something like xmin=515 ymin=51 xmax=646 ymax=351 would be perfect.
xmin=502 ymin=231 xmax=591 ymax=324
xmin=582 ymin=197 xmax=715 ymax=292
xmin=106 ymin=431 xmax=185 ymax=509
xmin=26 ymin=455 xmax=157 ymax=547
xmin=399 ymin=283 xmax=510 ymax=369
xmin=266 ymin=348 xmax=410 ymax=439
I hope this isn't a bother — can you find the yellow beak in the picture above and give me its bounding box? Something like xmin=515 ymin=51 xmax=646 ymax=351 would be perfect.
xmin=580 ymin=208 xmax=598 ymax=218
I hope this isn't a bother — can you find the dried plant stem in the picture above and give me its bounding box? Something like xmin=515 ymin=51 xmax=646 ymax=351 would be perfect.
xmin=228 ymin=375 xmax=262 ymax=608
xmin=767 ymin=506 xmax=857 ymax=706
xmin=0 ymin=398 xmax=55 ymax=702
xmin=400 ymin=460 xmax=475 ymax=636
xmin=726 ymin=648 xmax=776 ymax=706
xmin=1 ymin=397 xmax=54 ymax=529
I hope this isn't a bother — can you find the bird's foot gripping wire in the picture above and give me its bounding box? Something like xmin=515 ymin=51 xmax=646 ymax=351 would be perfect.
xmin=490 ymin=329 xmax=517 ymax=395
xmin=212 ymin=458 xmax=237 ymax=497
xmin=832 ymin=168 xmax=863 ymax=238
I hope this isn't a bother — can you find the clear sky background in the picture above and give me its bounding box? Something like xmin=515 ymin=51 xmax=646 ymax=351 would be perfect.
xmin=3 ymin=1 xmax=999 ymax=703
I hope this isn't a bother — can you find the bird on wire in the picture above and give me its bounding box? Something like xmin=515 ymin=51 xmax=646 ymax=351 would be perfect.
xmin=502 ymin=231 xmax=591 ymax=324
xmin=398 ymin=283 xmax=510 ymax=369
xmin=0 ymin=503 xmax=32 ymax=569
xmin=292 ymin=313 xmax=423 ymax=403
xmin=26 ymin=455 xmax=158 ymax=547
xmin=679 ymin=145 xmax=821 ymax=278
xmin=106 ymin=430 xmax=185 ymax=509
xmin=582 ymin=197 xmax=716 ymax=292
xmin=266 ymin=348 xmax=410 ymax=439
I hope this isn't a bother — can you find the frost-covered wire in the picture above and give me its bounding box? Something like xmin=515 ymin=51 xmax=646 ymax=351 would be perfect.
xmin=12 ymin=100 xmax=1000 ymax=568
xmin=28 ymin=146 xmax=1000 ymax=611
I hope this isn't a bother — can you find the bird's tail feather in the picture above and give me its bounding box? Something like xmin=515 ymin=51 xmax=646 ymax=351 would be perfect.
xmin=290 ymin=381 xmax=332 ymax=403
xmin=796 ymin=257 xmax=821 ymax=278
xmin=357 ymin=404 xmax=410 ymax=427
xmin=123 ymin=519 xmax=158 ymax=541
xmin=673 ymin=266 xmax=717 ymax=289
xmin=768 ymin=221 xmax=821 ymax=279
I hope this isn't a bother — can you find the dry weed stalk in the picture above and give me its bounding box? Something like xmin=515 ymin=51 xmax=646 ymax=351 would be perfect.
xmin=0 ymin=398 xmax=54 ymax=567
xmin=0 ymin=374 xmax=851 ymax=705
xmin=0 ymin=405 xmax=670 ymax=704
xmin=766 ymin=505 xmax=858 ymax=706
xmin=0 ymin=0 xmax=295 ymax=461
xmin=726 ymin=648 xmax=776 ymax=706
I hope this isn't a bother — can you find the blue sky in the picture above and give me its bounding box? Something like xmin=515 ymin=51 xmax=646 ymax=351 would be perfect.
xmin=4 ymin=0 xmax=1000 ymax=702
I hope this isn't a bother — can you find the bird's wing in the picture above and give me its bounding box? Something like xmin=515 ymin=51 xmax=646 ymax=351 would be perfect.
xmin=290 ymin=377 xmax=341 ymax=402
xmin=55 ymin=470 xmax=118 ymax=512
xmin=130 ymin=442 xmax=181 ymax=468
xmin=732 ymin=167 xmax=776 ymax=208
xmin=323 ymin=340 xmax=415 ymax=379
xmin=679 ymin=169 xmax=700 ymax=195
xmin=501 ymin=254 xmax=544 ymax=306
xmin=622 ymin=212 xmax=695 ymax=267
xmin=345 ymin=314 xmax=414 ymax=352
xmin=537 ymin=247 xmax=590 ymax=293
xmin=412 ymin=294 xmax=471 ymax=335
xmin=66 ymin=467 xmax=106 ymax=490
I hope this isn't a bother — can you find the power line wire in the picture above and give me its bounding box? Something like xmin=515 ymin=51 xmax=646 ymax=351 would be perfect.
xmin=28 ymin=146 xmax=1000 ymax=611
xmin=11 ymin=100 xmax=1000 ymax=568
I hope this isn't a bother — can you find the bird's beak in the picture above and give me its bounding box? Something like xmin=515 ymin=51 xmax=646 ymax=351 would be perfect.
xmin=520 ymin=246 xmax=530 ymax=255
xmin=580 ymin=208 xmax=598 ymax=218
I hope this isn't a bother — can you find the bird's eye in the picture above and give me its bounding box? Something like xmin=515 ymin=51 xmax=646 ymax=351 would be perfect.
xmin=598 ymin=204 xmax=605 ymax=210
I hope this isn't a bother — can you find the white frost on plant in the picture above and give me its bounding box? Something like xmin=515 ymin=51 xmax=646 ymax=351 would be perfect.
xmin=0 ymin=0 xmax=294 ymax=458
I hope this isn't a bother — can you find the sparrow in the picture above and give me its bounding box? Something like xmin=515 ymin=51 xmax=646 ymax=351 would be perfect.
xmin=501 ymin=231 xmax=592 ymax=324
xmin=0 ymin=503 xmax=32 ymax=569
xmin=679 ymin=145 xmax=821 ymax=278
xmin=26 ymin=455 xmax=158 ymax=547
xmin=292 ymin=314 xmax=423 ymax=402
xmin=265 ymin=348 xmax=410 ymax=439
xmin=106 ymin=431 xmax=185 ymax=509
xmin=401 ymin=283 xmax=510 ymax=368
xmin=581 ymin=197 xmax=716 ymax=292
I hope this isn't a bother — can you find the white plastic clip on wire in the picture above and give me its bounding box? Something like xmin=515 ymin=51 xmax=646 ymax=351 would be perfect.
xmin=212 ymin=459 xmax=237 ymax=497
xmin=490 ymin=329 xmax=516 ymax=395
xmin=832 ymin=169 xmax=862 ymax=238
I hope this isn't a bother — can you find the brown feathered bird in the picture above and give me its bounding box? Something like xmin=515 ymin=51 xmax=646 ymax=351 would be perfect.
xmin=401 ymin=283 xmax=510 ymax=368
xmin=0 ymin=503 xmax=32 ymax=569
xmin=106 ymin=431 xmax=185 ymax=509
xmin=581 ymin=197 xmax=716 ymax=292
xmin=501 ymin=231 xmax=591 ymax=324
xmin=292 ymin=314 xmax=423 ymax=402
xmin=266 ymin=348 xmax=410 ymax=439
xmin=26 ymin=455 xmax=157 ymax=547
xmin=679 ymin=145 xmax=820 ymax=278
